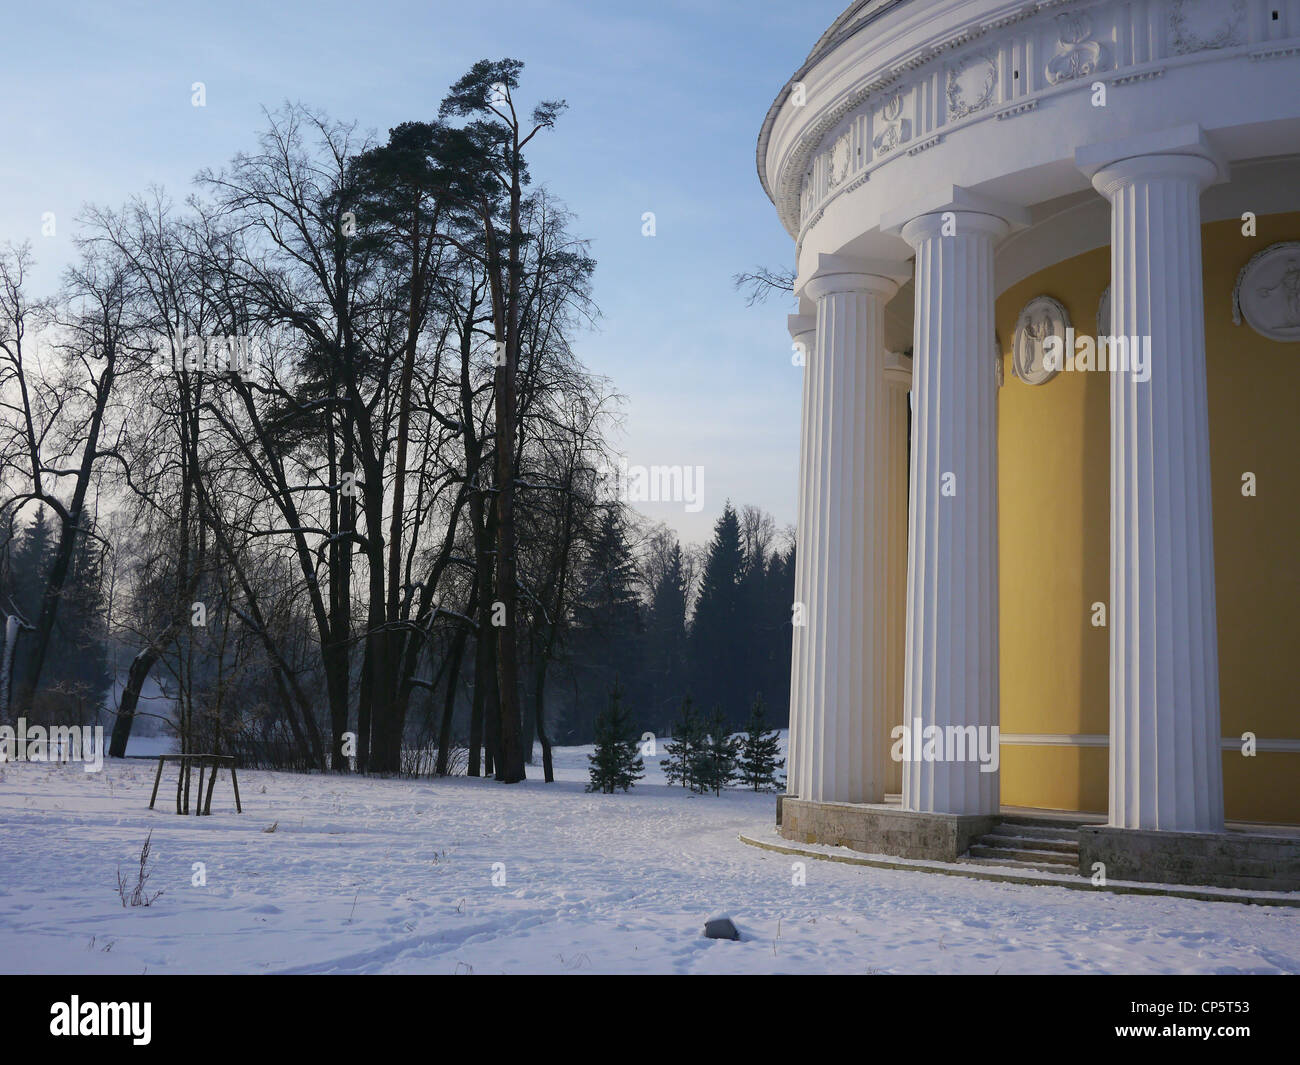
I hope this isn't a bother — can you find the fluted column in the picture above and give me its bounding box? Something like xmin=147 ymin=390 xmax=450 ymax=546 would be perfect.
xmin=883 ymin=352 xmax=911 ymax=795
xmin=1090 ymin=149 xmax=1225 ymax=832
xmin=789 ymin=256 xmax=907 ymax=804
xmin=899 ymin=211 xmax=1006 ymax=816
xmin=785 ymin=313 xmax=817 ymax=800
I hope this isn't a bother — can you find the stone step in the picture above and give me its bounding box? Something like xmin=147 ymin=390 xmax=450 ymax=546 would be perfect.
xmin=980 ymin=832 xmax=1079 ymax=854
xmin=999 ymin=814 xmax=1094 ymax=830
xmin=963 ymin=855 xmax=1083 ymax=876
xmin=990 ymin=822 xmax=1081 ymax=841
xmin=967 ymin=844 xmax=1079 ymax=866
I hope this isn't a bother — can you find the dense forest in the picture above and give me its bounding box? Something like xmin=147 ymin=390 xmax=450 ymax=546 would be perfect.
xmin=0 ymin=59 xmax=794 ymax=780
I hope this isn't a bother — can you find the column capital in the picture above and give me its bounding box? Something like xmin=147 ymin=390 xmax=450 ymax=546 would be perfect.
xmin=786 ymin=313 xmax=816 ymax=342
xmin=899 ymin=210 xmax=1012 ymax=250
xmin=884 ymin=350 xmax=912 ymax=387
xmin=1075 ymin=123 xmax=1228 ymax=196
xmin=797 ymin=253 xmax=910 ymax=302
xmin=880 ymin=185 xmax=1029 ymax=241
xmin=788 ymin=314 xmax=816 ymax=363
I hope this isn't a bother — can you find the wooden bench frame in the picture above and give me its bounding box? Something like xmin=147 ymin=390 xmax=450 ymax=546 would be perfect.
xmin=148 ymin=754 xmax=242 ymax=815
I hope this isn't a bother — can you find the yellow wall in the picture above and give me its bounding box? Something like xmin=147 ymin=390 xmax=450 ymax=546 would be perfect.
xmin=995 ymin=212 xmax=1300 ymax=824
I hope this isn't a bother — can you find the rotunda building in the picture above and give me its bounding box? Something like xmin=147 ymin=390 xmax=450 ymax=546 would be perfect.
xmin=758 ymin=0 xmax=1300 ymax=888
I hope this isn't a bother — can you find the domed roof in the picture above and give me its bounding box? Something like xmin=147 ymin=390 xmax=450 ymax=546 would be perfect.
xmin=804 ymin=0 xmax=907 ymax=67
xmin=756 ymin=0 xmax=911 ymax=211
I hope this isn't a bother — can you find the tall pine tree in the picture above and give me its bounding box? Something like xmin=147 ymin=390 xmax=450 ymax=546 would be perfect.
xmin=643 ymin=538 xmax=688 ymax=731
xmin=571 ymin=506 xmax=643 ymax=742
xmin=687 ymin=503 xmax=747 ymax=728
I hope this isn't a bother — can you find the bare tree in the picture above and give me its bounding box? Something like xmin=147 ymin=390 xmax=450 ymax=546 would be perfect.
xmin=732 ymin=265 xmax=795 ymax=306
xmin=0 ymin=241 xmax=138 ymax=715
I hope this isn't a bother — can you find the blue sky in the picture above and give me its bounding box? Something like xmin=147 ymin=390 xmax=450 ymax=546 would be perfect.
xmin=1 ymin=0 xmax=847 ymax=544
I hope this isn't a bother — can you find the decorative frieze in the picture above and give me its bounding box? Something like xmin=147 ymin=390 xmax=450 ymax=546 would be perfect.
xmin=872 ymin=90 xmax=912 ymax=154
xmin=1045 ymin=10 xmax=1113 ymax=84
xmin=785 ymin=0 xmax=1300 ymax=238
xmin=1169 ymin=0 xmax=1246 ymax=56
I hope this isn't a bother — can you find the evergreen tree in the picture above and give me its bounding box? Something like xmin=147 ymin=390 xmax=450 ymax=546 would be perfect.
xmin=661 ymin=695 xmax=703 ymax=790
xmin=7 ymin=512 xmax=110 ymax=714
xmin=762 ymin=542 xmax=796 ymax=726
xmin=688 ymin=503 xmax=747 ymax=726
xmin=586 ymin=681 xmax=644 ymax=793
xmin=737 ymin=694 xmax=785 ymax=791
xmin=643 ymin=538 xmax=688 ymax=727
xmin=571 ymin=506 xmax=643 ymax=742
xmin=693 ymin=705 xmax=739 ymax=795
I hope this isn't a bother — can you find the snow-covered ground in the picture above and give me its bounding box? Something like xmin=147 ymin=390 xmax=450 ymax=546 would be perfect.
xmin=1 ymin=744 xmax=1297 ymax=974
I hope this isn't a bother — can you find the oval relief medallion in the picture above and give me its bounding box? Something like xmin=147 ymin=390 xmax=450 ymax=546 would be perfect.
xmin=1013 ymin=295 xmax=1070 ymax=385
xmin=828 ymin=132 xmax=852 ymax=187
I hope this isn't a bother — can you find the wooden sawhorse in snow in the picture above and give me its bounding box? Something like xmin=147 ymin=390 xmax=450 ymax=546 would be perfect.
xmin=148 ymin=754 xmax=242 ymax=815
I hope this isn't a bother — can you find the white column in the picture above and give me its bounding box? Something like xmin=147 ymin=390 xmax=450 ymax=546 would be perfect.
xmin=789 ymin=256 xmax=907 ymax=804
xmin=785 ymin=313 xmax=816 ymax=799
xmin=899 ymin=211 xmax=1007 ymax=816
xmin=1090 ymin=148 xmax=1225 ymax=832
xmin=883 ymin=353 xmax=911 ymax=795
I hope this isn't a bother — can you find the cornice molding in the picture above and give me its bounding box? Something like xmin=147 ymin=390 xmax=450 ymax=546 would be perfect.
xmin=763 ymin=0 xmax=1300 ymax=245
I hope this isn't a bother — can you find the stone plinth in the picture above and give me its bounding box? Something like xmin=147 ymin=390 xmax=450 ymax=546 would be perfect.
xmin=1078 ymin=826 xmax=1300 ymax=892
xmin=780 ymin=798 xmax=997 ymax=862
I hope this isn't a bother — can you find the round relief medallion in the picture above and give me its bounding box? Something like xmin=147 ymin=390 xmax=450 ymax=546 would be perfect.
xmin=947 ymin=51 xmax=997 ymax=119
xmin=1013 ymin=295 xmax=1070 ymax=385
xmin=1233 ymin=242 xmax=1300 ymax=342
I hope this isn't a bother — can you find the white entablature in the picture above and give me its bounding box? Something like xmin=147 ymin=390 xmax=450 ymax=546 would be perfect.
xmin=757 ymin=0 xmax=1300 ymax=274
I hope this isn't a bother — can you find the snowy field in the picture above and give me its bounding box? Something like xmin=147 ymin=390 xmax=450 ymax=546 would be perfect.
xmin=1 ymin=744 xmax=1298 ymax=975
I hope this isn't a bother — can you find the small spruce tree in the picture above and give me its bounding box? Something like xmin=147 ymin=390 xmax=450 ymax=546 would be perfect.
xmin=737 ymin=693 xmax=785 ymax=792
xmin=586 ymin=682 xmax=645 ymax=794
xmin=662 ymin=696 xmax=703 ymax=790
xmin=694 ymin=706 xmax=739 ymax=795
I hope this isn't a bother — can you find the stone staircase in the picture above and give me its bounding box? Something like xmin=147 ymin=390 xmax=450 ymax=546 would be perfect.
xmin=962 ymin=816 xmax=1085 ymax=875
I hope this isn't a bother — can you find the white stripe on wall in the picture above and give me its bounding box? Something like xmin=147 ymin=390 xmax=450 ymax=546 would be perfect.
xmin=998 ymin=734 xmax=1300 ymax=753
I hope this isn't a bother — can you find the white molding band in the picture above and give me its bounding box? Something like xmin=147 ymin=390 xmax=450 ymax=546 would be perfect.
xmin=1000 ymin=734 xmax=1300 ymax=753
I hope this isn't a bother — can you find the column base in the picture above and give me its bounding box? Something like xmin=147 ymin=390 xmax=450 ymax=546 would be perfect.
xmin=1078 ymin=826 xmax=1300 ymax=892
xmin=779 ymin=798 xmax=997 ymax=862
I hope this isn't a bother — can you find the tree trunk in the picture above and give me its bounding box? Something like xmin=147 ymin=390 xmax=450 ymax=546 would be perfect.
xmin=534 ymin=654 xmax=554 ymax=783
xmin=108 ymin=646 xmax=162 ymax=758
xmin=435 ymin=622 xmax=470 ymax=776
